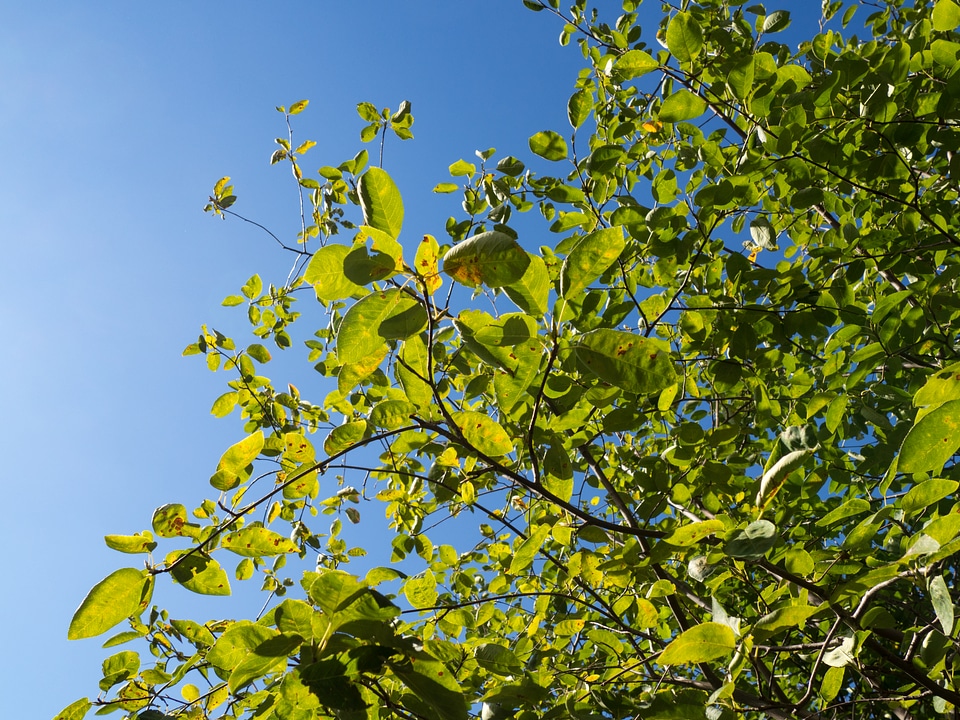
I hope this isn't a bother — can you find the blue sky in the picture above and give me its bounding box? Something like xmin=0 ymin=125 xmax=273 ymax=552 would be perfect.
xmin=1 ymin=2 xmax=820 ymax=717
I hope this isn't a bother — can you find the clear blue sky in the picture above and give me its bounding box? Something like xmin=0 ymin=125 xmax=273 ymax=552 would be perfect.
xmin=1 ymin=3 xmax=587 ymax=715
xmin=1 ymin=2 xmax=816 ymax=717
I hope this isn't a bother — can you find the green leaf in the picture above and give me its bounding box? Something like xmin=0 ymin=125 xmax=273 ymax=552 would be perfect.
xmin=404 ymin=570 xmax=438 ymax=609
xmin=443 ymin=231 xmax=530 ymax=288
xmin=323 ymin=420 xmax=367 ymax=456
xmin=448 ymin=159 xmax=476 ymax=177
xmin=900 ymin=399 xmax=960 ymax=474
xmin=68 ymin=568 xmax=147 ymax=640
xmin=659 ymin=89 xmax=707 ymax=123
xmin=503 ymin=253 xmax=550 ymax=316
xmin=567 ymin=88 xmax=592 ymax=128
xmin=612 ymin=49 xmax=659 ymax=81
xmin=228 ymin=634 xmax=301 ymax=692
xmin=370 ymin=399 xmax=418 ymax=430
xmin=208 ymin=623 xmax=277 ymax=672
xmin=574 ymin=329 xmax=678 ymax=394
xmin=508 ymin=523 xmax=551 ymax=574
xmin=762 ymin=10 xmax=791 ymax=33
xmin=756 ymin=448 xmax=813 ymax=512
xmin=475 ymin=643 xmax=524 ymax=676
xmin=358 ymin=167 xmax=403 ymax=240
xmin=388 ymin=656 xmax=468 ymax=720
xmin=221 ymin=527 xmax=299 ymax=557
xmin=662 ymin=519 xmax=725 ymax=547
xmin=934 ymin=0 xmax=960 ymax=31
xmin=218 ymin=431 xmax=264 ymax=476
xmin=211 ymin=391 xmax=239 ymax=418
xmin=930 ymin=575 xmax=954 ymax=635
xmin=727 ymin=56 xmax=755 ymax=99
xmin=169 ymin=553 xmax=231 ymax=596
xmin=451 ymin=411 xmax=514 ymax=456
xmin=724 ymin=520 xmax=777 ymax=558
xmin=902 ymin=479 xmax=959 ymax=515
xmin=529 ymin=130 xmax=568 ymax=161
xmin=666 ymin=12 xmax=703 ymax=63
xmin=54 ymin=698 xmax=92 ymax=720
xmin=753 ymin=605 xmax=819 ymax=638
xmin=560 ymin=226 xmax=625 ymax=298
xmin=659 ymin=622 xmax=735 ymax=665
xmin=104 ymin=532 xmax=157 ymax=554
xmin=337 ymin=289 xmax=426 ymax=364
xmin=304 ymin=244 xmax=367 ymax=302
xmin=542 ymin=444 xmax=574 ymax=502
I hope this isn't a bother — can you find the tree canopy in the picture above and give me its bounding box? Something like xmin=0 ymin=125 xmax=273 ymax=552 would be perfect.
xmin=57 ymin=1 xmax=960 ymax=719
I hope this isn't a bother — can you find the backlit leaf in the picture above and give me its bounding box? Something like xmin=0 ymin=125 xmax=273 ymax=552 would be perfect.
xmin=337 ymin=289 xmax=426 ymax=364
xmin=662 ymin=519 xmax=725 ymax=547
xmin=503 ymin=253 xmax=550 ymax=316
xmin=659 ymin=622 xmax=735 ymax=665
xmin=404 ymin=570 xmax=438 ymax=609
xmin=451 ymin=411 xmax=514 ymax=456
xmin=304 ymin=244 xmax=366 ymax=302
xmin=560 ymin=226 xmax=626 ymax=298
xmin=358 ymin=167 xmax=403 ymax=240
xmin=659 ymin=89 xmax=707 ymax=122
xmin=930 ymin=575 xmax=954 ymax=635
xmin=612 ymin=49 xmax=659 ymax=81
xmin=902 ymin=479 xmax=959 ymax=515
xmin=508 ymin=523 xmax=551 ymax=574
xmin=899 ymin=400 xmax=960 ymax=474
xmin=666 ymin=12 xmax=703 ymax=62
xmin=443 ymin=231 xmax=530 ymax=288
xmin=529 ymin=130 xmax=568 ymax=161
xmin=68 ymin=569 xmax=147 ymax=640
xmin=169 ymin=553 xmax=231 ymax=596
xmin=221 ymin=527 xmax=299 ymax=557
xmin=104 ymin=532 xmax=157 ymax=554
xmin=575 ymin=329 xmax=678 ymax=394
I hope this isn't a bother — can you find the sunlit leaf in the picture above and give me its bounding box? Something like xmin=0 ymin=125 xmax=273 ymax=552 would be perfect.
xmin=528 ymin=130 xmax=568 ymax=161
xmin=666 ymin=12 xmax=703 ymax=62
xmin=443 ymin=231 xmax=530 ymax=289
xmin=169 ymin=553 xmax=231 ymax=596
xmin=451 ymin=411 xmax=514 ymax=457
xmin=659 ymin=89 xmax=707 ymax=122
xmin=560 ymin=226 xmax=625 ymax=298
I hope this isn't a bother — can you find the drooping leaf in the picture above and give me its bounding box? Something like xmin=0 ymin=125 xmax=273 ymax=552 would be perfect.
xmin=724 ymin=520 xmax=777 ymax=558
xmin=358 ymin=166 xmax=403 ymax=240
xmin=221 ymin=527 xmax=299 ymax=557
xmin=574 ymin=329 xmax=678 ymax=394
xmin=659 ymin=622 xmax=735 ymax=665
xmin=323 ymin=420 xmax=367 ymax=456
xmin=930 ymin=575 xmax=954 ymax=635
xmin=508 ymin=523 xmax=551 ymax=574
xmin=68 ymin=568 xmax=147 ymax=640
xmin=104 ymin=532 xmax=157 ymax=554
xmin=53 ymin=698 xmax=92 ymax=720
xmin=560 ymin=226 xmax=626 ymax=298
xmin=443 ymin=231 xmax=530 ymax=288
xmin=665 ymin=12 xmax=703 ymax=63
xmin=218 ymin=431 xmax=264 ymax=476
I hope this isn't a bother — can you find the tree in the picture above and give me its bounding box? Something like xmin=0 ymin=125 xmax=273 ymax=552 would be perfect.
xmin=55 ymin=0 xmax=960 ymax=718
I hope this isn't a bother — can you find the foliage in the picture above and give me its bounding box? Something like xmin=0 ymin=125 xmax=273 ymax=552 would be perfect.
xmin=59 ymin=1 xmax=960 ymax=719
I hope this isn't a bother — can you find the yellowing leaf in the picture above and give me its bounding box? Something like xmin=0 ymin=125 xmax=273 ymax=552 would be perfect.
xmin=659 ymin=622 xmax=736 ymax=665
xmin=662 ymin=519 xmax=725 ymax=547
xmin=451 ymin=411 xmax=514 ymax=457
xmin=404 ymin=570 xmax=438 ymax=609
xmin=443 ymin=231 xmax=530 ymax=288
xmin=560 ymin=226 xmax=626 ymax=298
xmin=218 ymin=431 xmax=264 ymax=476
xmin=68 ymin=568 xmax=147 ymax=640
xmin=414 ymin=234 xmax=442 ymax=295
xmin=169 ymin=553 xmax=231 ymax=596
xmin=221 ymin=527 xmax=299 ymax=557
